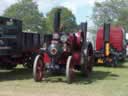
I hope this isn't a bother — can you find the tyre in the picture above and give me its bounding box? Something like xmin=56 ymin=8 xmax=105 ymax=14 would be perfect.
xmin=66 ymin=56 xmax=75 ymax=84
xmin=33 ymin=55 xmax=45 ymax=82
xmin=81 ymin=43 xmax=94 ymax=77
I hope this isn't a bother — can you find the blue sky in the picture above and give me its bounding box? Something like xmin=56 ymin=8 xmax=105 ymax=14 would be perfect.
xmin=0 ymin=0 xmax=103 ymax=26
xmin=75 ymin=5 xmax=93 ymax=24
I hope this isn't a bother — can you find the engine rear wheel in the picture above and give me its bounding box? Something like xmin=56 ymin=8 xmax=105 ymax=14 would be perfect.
xmin=81 ymin=44 xmax=93 ymax=77
xmin=66 ymin=56 xmax=75 ymax=84
xmin=33 ymin=55 xmax=45 ymax=82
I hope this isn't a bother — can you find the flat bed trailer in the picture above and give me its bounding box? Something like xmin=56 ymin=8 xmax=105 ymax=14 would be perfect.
xmin=0 ymin=16 xmax=42 ymax=69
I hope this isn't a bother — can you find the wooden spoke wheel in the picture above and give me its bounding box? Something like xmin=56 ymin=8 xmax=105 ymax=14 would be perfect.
xmin=33 ymin=55 xmax=45 ymax=82
xmin=66 ymin=56 xmax=75 ymax=84
xmin=81 ymin=44 xmax=94 ymax=77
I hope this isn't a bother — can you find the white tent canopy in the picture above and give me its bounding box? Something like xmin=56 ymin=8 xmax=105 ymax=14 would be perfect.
xmin=126 ymin=33 xmax=128 ymax=40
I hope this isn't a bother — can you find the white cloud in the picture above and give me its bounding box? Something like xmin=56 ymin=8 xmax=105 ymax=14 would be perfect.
xmin=60 ymin=0 xmax=103 ymax=14
xmin=61 ymin=1 xmax=77 ymax=14
xmin=35 ymin=0 xmax=62 ymax=14
xmin=35 ymin=0 xmax=103 ymax=14
xmin=0 ymin=0 xmax=17 ymax=14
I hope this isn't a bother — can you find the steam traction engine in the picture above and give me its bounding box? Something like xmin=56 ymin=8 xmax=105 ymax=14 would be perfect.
xmin=95 ymin=23 xmax=126 ymax=67
xmin=33 ymin=9 xmax=94 ymax=83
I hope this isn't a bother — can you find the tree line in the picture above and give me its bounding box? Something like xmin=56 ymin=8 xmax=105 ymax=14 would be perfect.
xmin=3 ymin=0 xmax=77 ymax=34
xmin=3 ymin=0 xmax=128 ymax=34
xmin=93 ymin=0 xmax=128 ymax=32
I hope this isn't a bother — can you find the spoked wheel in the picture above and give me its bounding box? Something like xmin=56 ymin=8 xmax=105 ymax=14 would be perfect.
xmin=81 ymin=44 xmax=94 ymax=77
xmin=33 ymin=55 xmax=45 ymax=82
xmin=111 ymin=56 xmax=117 ymax=67
xmin=66 ymin=56 xmax=75 ymax=84
xmin=87 ymin=47 xmax=94 ymax=72
xmin=23 ymin=57 xmax=33 ymax=69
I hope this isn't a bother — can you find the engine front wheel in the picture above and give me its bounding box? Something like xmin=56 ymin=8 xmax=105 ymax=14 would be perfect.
xmin=33 ymin=55 xmax=45 ymax=82
xmin=66 ymin=56 xmax=75 ymax=84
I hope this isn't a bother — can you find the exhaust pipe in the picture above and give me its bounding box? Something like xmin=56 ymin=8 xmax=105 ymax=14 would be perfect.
xmin=104 ymin=23 xmax=110 ymax=42
xmin=104 ymin=23 xmax=110 ymax=56
xmin=80 ymin=22 xmax=87 ymax=43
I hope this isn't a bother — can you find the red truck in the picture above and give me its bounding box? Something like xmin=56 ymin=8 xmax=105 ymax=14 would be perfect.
xmin=95 ymin=23 xmax=126 ymax=67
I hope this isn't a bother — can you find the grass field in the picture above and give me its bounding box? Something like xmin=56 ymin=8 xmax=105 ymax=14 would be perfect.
xmin=0 ymin=61 xmax=128 ymax=96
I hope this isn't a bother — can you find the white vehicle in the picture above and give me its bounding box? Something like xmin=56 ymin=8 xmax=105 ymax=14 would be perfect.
xmin=125 ymin=33 xmax=128 ymax=56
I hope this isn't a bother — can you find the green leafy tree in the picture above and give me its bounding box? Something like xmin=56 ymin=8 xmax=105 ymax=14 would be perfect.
xmin=45 ymin=7 xmax=77 ymax=33
xmin=92 ymin=0 xmax=128 ymax=31
xmin=3 ymin=0 xmax=46 ymax=33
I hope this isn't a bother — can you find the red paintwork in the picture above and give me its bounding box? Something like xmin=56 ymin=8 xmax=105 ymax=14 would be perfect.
xmin=96 ymin=26 xmax=124 ymax=51
xmin=75 ymin=32 xmax=82 ymax=48
xmin=43 ymin=52 xmax=69 ymax=65
xmin=68 ymin=31 xmax=82 ymax=50
xmin=67 ymin=31 xmax=82 ymax=65
xmin=72 ymin=52 xmax=81 ymax=65
xmin=43 ymin=53 xmax=51 ymax=64
xmin=58 ymin=52 xmax=69 ymax=64
xmin=43 ymin=31 xmax=82 ymax=66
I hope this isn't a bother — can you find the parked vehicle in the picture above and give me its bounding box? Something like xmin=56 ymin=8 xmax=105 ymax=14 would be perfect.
xmin=0 ymin=16 xmax=42 ymax=69
xmin=33 ymin=8 xmax=94 ymax=83
xmin=125 ymin=33 xmax=128 ymax=56
xmin=95 ymin=23 xmax=126 ymax=67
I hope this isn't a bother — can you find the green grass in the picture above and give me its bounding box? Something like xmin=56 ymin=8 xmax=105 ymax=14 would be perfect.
xmin=0 ymin=61 xmax=128 ymax=96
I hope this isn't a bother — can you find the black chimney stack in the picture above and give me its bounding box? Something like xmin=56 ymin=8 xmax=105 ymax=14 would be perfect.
xmin=104 ymin=23 xmax=110 ymax=42
xmin=80 ymin=22 xmax=87 ymax=43
xmin=53 ymin=8 xmax=61 ymax=33
xmin=104 ymin=23 xmax=110 ymax=56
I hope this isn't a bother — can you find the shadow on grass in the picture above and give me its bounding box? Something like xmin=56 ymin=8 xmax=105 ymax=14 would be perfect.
xmin=124 ymin=58 xmax=128 ymax=62
xmin=94 ymin=61 xmax=128 ymax=69
xmin=0 ymin=68 xmax=32 ymax=82
xmin=40 ymin=70 xmax=119 ymax=84
xmin=73 ymin=70 xmax=119 ymax=84
xmin=0 ymin=67 xmax=119 ymax=84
